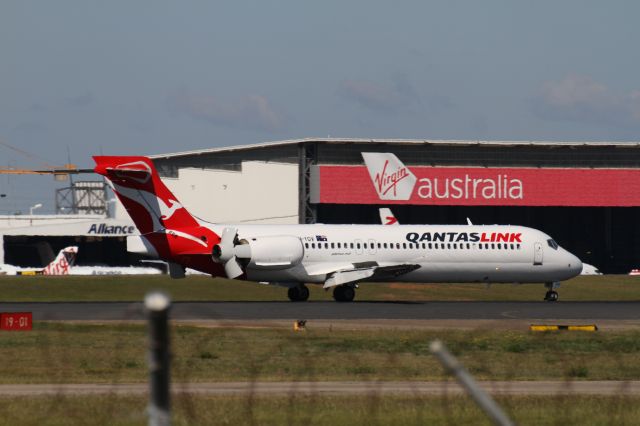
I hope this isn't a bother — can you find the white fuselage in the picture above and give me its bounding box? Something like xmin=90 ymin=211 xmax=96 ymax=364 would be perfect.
xmin=207 ymin=223 xmax=582 ymax=285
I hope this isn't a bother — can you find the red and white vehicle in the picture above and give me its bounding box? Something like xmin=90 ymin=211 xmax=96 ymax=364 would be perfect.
xmin=94 ymin=156 xmax=583 ymax=302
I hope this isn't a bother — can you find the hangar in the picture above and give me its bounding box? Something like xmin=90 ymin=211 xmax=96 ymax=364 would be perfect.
xmin=0 ymin=214 xmax=137 ymax=268
xmin=3 ymin=138 xmax=639 ymax=274
xmin=150 ymin=138 xmax=640 ymax=274
xmin=0 ymin=177 xmax=144 ymax=267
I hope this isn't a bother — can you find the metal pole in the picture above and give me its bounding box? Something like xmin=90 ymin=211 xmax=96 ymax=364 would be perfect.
xmin=145 ymin=292 xmax=171 ymax=426
xmin=429 ymin=340 xmax=515 ymax=426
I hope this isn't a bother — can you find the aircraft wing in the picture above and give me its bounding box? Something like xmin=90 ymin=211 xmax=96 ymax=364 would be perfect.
xmin=322 ymin=262 xmax=421 ymax=289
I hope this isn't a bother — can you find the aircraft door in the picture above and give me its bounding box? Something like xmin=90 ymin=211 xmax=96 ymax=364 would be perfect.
xmin=533 ymin=242 xmax=543 ymax=265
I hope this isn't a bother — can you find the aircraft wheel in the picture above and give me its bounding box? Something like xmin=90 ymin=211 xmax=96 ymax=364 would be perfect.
xmin=333 ymin=285 xmax=355 ymax=302
xmin=288 ymin=285 xmax=310 ymax=302
xmin=544 ymin=290 xmax=559 ymax=302
xmin=298 ymin=285 xmax=310 ymax=301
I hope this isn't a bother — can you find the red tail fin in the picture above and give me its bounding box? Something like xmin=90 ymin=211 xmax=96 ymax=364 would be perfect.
xmin=94 ymin=156 xmax=200 ymax=234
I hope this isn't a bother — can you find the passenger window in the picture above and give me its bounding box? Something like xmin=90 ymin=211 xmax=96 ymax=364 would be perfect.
xmin=350 ymin=243 xmax=354 ymax=249
xmin=510 ymin=244 xmax=514 ymax=250
xmin=428 ymin=243 xmax=432 ymax=249
xmin=377 ymin=243 xmax=381 ymax=249
xmin=466 ymin=243 xmax=470 ymax=249
xmin=497 ymin=243 xmax=501 ymax=249
xmin=331 ymin=243 xmax=335 ymax=249
xmin=363 ymin=243 xmax=367 ymax=249
xmin=383 ymin=243 xmax=387 ymax=249
xmin=311 ymin=243 xmax=316 ymax=249
xmin=337 ymin=243 xmax=341 ymax=249
xmin=396 ymin=243 xmax=400 ymax=249
xmin=447 ymin=243 xmax=451 ymax=249
xmin=357 ymin=243 xmax=361 ymax=249
xmin=479 ymin=244 xmax=483 ymax=250
xmin=517 ymin=244 xmax=521 ymax=250
xmin=325 ymin=243 xmax=329 ymax=249
xmin=453 ymin=243 xmax=457 ymax=249
xmin=305 ymin=243 xmax=309 ymax=249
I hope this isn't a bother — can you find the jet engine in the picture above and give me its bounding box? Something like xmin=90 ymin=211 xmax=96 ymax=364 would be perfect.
xmin=212 ymin=227 xmax=304 ymax=278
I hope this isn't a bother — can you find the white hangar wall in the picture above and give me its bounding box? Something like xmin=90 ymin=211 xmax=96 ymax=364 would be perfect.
xmin=114 ymin=161 xmax=299 ymax=225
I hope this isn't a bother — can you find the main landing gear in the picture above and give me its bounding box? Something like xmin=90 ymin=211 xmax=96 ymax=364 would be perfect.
xmin=544 ymin=282 xmax=560 ymax=302
xmin=287 ymin=284 xmax=310 ymax=302
xmin=333 ymin=285 xmax=355 ymax=302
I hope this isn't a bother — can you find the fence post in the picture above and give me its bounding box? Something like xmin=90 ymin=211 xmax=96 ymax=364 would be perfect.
xmin=430 ymin=340 xmax=515 ymax=426
xmin=145 ymin=292 xmax=171 ymax=426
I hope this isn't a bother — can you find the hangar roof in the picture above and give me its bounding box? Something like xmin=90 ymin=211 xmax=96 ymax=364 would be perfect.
xmin=150 ymin=138 xmax=640 ymax=160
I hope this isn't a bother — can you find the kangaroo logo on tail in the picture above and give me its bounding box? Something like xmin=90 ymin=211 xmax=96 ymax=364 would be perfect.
xmin=93 ymin=155 xmax=218 ymax=265
xmin=161 ymin=199 xmax=184 ymax=221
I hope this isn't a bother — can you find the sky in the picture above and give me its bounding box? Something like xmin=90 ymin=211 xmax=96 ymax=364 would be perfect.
xmin=1 ymin=1 xmax=639 ymax=214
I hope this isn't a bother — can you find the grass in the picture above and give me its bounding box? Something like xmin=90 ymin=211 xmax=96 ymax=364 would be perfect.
xmin=2 ymin=323 xmax=640 ymax=383
xmin=1 ymin=394 xmax=640 ymax=425
xmin=1 ymin=274 xmax=640 ymax=302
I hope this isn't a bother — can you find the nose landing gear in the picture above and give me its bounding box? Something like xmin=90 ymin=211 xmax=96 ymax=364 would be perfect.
xmin=544 ymin=282 xmax=560 ymax=302
xmin=544 ymin=290 xmax=559 ymax=302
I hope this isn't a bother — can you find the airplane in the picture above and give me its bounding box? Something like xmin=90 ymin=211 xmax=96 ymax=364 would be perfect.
xmin=93 ymin=155 xmax=583 ymax=303
xmin=0 ymin=246 xmax=78 ymax=276
xmin=379 ymin=208 xmax=399 ymax=225
xmin=580 ymin=263 xmax=602 ymax=275
xmin=0 ymin=245 xmax=162 ymax=276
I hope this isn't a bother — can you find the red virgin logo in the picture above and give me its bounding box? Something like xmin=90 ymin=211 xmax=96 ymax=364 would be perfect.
xmin=374 ymin=160 xmax=411 ymax=197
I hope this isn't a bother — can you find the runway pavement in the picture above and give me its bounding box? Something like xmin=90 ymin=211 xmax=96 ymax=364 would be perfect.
xmin=1 ymin=381 xmax=639 ymax=396
xmin=0 ymin=301 xmax=639 ymax=321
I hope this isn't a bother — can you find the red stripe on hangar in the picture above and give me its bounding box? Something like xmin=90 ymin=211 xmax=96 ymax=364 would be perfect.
xmin=314 ymin=166 xmax=640 ymax=206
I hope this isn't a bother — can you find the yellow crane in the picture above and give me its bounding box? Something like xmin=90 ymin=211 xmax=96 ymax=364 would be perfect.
xmin=0 ymin=164 xmax=90 ymax=180
xmin=0 ymin=139 xmax=92 ymax=179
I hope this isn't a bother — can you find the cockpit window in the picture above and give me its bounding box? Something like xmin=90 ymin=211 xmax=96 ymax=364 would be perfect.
xmin=547 ymin=239 xmax=559 ymax=250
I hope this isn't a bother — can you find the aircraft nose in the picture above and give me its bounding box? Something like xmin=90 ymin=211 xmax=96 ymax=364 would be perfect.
xmin=566 ymin=251 xmax=583 ymax=276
